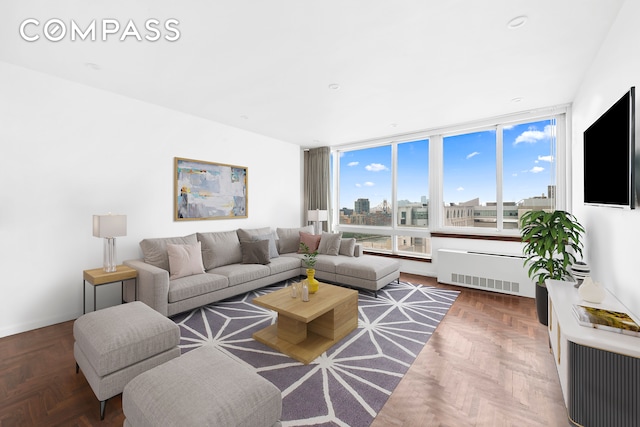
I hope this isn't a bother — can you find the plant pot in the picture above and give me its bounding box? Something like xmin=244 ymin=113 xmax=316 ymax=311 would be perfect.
xmin=306 ymin=268 xmax=319 ymax=294
xmin=535 ymin=282 xmax=549 ymax=326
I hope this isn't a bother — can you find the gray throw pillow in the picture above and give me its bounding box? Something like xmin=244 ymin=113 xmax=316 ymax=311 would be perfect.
xmin=237 ymin=227 xmax=273 ymax=242
xmin=139 ymin=234 xmax=198 ymax=271
xmin=251 ymin=233 xmax=279 ymax=259
xmin=240 ymin=239 xmax=271 ymax=265
xmin=318 ymin=232 xmax=342 ymax=256
xmin=276 ymin=225 xmax=314 ymax=253
xmin=197 ymin=231 xmax=242 ymax=270
xmin=339 ymin=238 xmax=356 ymax=257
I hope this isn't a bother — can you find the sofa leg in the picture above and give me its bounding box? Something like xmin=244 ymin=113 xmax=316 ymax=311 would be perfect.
xmin=100 ymin=400 xmax=107 ymax=420
xmin=76 ymin=362 xmax=79 ymax=374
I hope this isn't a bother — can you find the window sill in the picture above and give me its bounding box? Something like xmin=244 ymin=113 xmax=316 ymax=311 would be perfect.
xmin=430 ymin=232 xmax=521 ymax=242
xmin=362 ymin=251 xmax=432 ymax=263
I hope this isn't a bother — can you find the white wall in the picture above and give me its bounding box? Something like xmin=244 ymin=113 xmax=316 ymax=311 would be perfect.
xmin=0 ymin=62 xmax=302 ymax=337
xmin=571 ymin=0 xmax=640 ymax=317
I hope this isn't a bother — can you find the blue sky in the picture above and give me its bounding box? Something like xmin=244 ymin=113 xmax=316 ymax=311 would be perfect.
xmin=338 ymin=119 xmax=554 ymax=209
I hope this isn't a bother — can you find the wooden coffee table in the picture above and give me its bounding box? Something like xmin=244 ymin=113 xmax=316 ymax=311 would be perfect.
xmin=252 ymin=282 xmax=358 ymax=364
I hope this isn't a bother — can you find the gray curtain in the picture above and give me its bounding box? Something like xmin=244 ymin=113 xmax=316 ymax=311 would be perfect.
xmin=304 ymin=147 xmax=331 ymax=232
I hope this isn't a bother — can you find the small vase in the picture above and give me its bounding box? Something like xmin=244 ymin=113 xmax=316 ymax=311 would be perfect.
xmin=307 ymin=268 xmax=319 ymax=293
xmin=578 ymin=277 xmax=606 ymax=303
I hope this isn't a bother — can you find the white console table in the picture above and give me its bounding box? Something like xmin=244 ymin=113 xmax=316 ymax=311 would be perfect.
xmin=546 ymin=279 xmax=640 ymax=427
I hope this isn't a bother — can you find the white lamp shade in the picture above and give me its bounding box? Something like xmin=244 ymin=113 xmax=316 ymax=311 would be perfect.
xmin=308 ymin=209 xmax=328 ymax=221
xmin=93 ymin=214 xmax=127 ymax=238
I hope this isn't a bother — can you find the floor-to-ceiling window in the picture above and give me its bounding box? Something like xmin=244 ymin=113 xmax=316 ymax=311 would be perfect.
xmin=333 ymin=109 xmax=566 ymax=258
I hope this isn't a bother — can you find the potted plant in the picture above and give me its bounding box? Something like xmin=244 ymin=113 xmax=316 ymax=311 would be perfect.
xmin=520 ymin=210 xmax=585 ymax=325
xmin=299 ymin=242 xmax=319 ymax=293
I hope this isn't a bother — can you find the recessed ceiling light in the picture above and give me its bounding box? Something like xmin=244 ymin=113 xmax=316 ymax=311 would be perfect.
xmin=84 ymin=62 xmax=101 ymax=70
xmin=240 ymin=115 xmax=249 ymax=120
xmin=390 ymin=123 xmax=399 ymax=128
xmin=328 ymin=83 xmax=340 ymax=90
xmin=507 ymin=15 xmax=528 ymax=29
xmin=511 ymin=97 xmax=523 ymax=103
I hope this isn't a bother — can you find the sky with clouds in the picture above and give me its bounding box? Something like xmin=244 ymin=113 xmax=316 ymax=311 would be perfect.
xmin=338 ymin=119 xmax=555 ymax=209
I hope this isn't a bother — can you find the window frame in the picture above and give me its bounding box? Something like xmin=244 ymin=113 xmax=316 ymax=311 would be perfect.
xmin=331 ymin=106 xmax=570 ymax=256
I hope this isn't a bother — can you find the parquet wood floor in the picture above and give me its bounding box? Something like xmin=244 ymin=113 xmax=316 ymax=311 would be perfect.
xmin=0 ymin=274 xmax=570 ymax=426
xmin=372 ymin=274 xmax=570 ymax=427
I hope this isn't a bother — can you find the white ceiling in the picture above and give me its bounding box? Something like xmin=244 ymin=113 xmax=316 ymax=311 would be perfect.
xmin=0 ymin=0 xmax=625 ymax=148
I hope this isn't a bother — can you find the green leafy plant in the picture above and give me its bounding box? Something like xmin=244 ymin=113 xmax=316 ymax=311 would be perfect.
xmin=521 ymin=210 xmax=585 ymax=286
xmin=299 ymin=242 xmax=318 ymax=269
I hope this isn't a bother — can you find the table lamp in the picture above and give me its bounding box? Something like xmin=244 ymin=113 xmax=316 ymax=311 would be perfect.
xmin=307 ymin=209 xmax=328 ymax=234
xmin=93 ymin=214 xmax=127 ymax=272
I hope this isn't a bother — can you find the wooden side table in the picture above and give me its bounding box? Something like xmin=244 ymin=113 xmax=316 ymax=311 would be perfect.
xmin=83 ymin=265 xmax=138 ymax=314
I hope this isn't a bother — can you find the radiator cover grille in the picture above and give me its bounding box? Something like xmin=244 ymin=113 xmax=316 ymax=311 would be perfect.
xmin=569 ymin=341 xmax=640 ymax=427
xmin=437 ymin=249 xmax=535 ymax=298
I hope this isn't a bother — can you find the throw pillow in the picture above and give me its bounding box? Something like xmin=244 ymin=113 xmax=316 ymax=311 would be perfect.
xmin=240 ymin=239 xmax=271 ymax=265
xmin=197 ymin=231 xmax=242 ymax=270
xmin=140 ymin=234 xmax=198 ymax=272
xmin=276 ymin=225 xmax=314 ymax=254
xmin=166 ymin=242 xmax=205 ymax=280
xmin=339 ymin=238 xmax=356 ymax=257
xmin=318 ymin=232 xmax=343 ymax=256
xmin=298 ymin=232 xmax=321 ymax=253
xmin=237 ymin=227 xmax=274 ymax=242
xmin=251 ymin=233 xmax=279 ymax=259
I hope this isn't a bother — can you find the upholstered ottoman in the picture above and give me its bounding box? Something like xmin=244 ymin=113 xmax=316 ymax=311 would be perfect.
xmin=122 ymin=344 xmax=282 ymax=427
xmin=336 ymin=255 xmax=401 ymax=296
xmin=73 ymin=301 xmax=181 ymax=420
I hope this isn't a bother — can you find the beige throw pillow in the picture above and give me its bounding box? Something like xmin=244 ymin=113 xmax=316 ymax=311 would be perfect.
xmin=318 ymin=232 xmax=342 ymax=256
xmin=139 ymin=234 xmax=198 ymax=272
xmin=339 ymin=238 xmax=356 ymax=257
xmin=166 ymin=242 xmax=205 ymax=280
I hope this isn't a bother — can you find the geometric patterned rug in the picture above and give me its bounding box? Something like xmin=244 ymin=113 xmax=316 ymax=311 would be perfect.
xmin=171 ymin=280 xmax=459 ymax=427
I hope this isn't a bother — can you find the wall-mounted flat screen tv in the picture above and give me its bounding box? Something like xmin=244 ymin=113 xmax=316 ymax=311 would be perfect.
xmin=583 ymin=87 xmax=636 ymax=209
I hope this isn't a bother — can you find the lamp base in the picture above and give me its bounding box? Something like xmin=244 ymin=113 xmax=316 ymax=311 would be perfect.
xmin=103 ymin=237 xmax=117 ymax=273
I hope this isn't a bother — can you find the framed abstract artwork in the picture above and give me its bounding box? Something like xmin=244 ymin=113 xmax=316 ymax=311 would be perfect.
xmin=174 ymin=157 xmax=248 ymax=221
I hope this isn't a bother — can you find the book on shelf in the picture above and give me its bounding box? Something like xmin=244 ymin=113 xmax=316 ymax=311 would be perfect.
xmin=572 ymin=304 xmax=640 ymax=337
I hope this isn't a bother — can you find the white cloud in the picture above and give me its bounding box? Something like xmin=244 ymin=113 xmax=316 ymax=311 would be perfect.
xmin=355 ymin=183 xmax=361 ymax=187
xmin=514 ymin=124 xmax=555 ymax=145
xmin=348 ymin=161 xmax=359 ymax=167
xmin=364 ymin=182 xmax=375 ymax=186
xmin=457 ymin=186 xmax=464 ymax=191
xmin=530 ymin=166 xmax=545 ymax=173
xmin=466 ymin=151 xmax=480 ymax=159
xmin=538 ymin=155 xmax=554 ymax=163
xmin=365 ymin=163 xmax=389 ymax=172
xmin=516 ymin=130 xmax=546 ymax=144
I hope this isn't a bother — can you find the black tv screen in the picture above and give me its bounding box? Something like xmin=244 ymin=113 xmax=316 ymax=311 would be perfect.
xmin=583 ymin=87 xmax=636 ymax=209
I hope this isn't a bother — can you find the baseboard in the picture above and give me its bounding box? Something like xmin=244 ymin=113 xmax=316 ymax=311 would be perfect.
xmin=0 ymin=312 xmax=78 ymax=339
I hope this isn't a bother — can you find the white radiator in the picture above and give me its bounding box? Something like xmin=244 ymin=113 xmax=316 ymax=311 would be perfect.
xmin=437 ymin=249 xmax=535 ymax=298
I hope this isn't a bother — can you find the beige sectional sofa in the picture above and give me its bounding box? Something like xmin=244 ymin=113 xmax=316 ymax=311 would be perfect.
xmin=124 ymin=226 xmax=400 ymax=317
